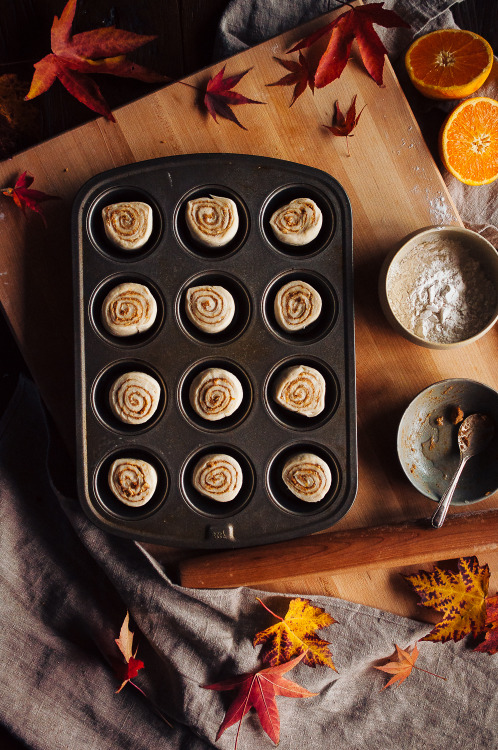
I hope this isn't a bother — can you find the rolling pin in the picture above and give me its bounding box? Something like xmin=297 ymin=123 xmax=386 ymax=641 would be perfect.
xmin=179 ymin=508 xmax=498 ymax=589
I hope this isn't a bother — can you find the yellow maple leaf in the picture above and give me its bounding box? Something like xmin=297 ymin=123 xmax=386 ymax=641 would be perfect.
xmin=253 ymin=597 xmax=337 ymax=669
xmin=403 ymin=556 xmax=490 ymax=643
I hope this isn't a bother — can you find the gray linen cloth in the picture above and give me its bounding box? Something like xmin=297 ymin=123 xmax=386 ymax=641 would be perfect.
xmin=2 ymin=2 xmax=498 ymax=749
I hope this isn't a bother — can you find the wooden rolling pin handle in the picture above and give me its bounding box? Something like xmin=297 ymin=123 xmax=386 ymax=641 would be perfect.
xmin=179 ymin=508 xmax=498 ymax=589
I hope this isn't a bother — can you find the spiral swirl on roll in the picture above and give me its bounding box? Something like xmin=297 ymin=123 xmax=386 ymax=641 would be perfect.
xmin=282 ymin=452 xmax=331 ymax=502
xmin=193 ymin=453 xmax=243 ymax=501
xmin=273 ymin=364 xmax=325 ymax=418
xmin=109 ymin=371 xmax=162 ymax=425
xmin=270 ymin=198 xmax=322 ymax=246
xmin=274 ymin=279 xmax=322 ymax=331
xmin=189 ymin=367 xmax=243 ymax=421
xmin=186 ymin=285 xmax=235 ymax=333
xmin=108 ymin=458 xmax=157 ymax=507
xmin=102 ymin=201 xmax=153 ymax=250
xmin=102 ymin=282 xmax=157 ymax=337
xmin=186 ymin=195 xmax=239 ymax=247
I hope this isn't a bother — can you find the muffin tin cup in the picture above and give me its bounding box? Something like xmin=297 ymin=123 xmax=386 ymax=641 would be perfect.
xmin=73 ymin=153 xmax=357 ymax=548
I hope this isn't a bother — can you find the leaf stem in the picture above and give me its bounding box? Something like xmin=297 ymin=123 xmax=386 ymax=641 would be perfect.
xmin=256 ymin=597 xmax=283 ymax=622
xmin=412 ymin=666 xmax=447 ymax=680
xmin=128 ymin=681 xmax=173 ymax=727
xmin=177 ymin=80 xmax=201 ymax=91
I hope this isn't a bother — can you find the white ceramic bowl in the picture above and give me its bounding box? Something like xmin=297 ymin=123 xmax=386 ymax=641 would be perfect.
xmin=379 ymin=225 xmax=498 ymax=349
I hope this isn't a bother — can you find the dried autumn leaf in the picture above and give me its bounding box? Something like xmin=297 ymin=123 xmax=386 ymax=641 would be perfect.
xmin=289 ymin=2 xmax=410 ymax=87
xmin=473 ymin=595 xmax=498 ymax=655
xmin=25 ymin=0 xmax=167 ymax=121
xmin=204 ymin=65 xmax=264 ymax=130
xmin=267 ymin=51 xmax=314 ymax=106
xmin=0 ymin=74 xmax=41 ymax=158
xmin=204 ymin=652 xmax=316 ymax=748
xmin=374 ymin=643 xmax=446 ymax=690
xmin=114 ymin=611 xmax=144 ymax=693
xmin=254 ymin=597 xmax=337 ymax=669
xmin=403 ymin=556 xmax=490 ymax=643
xmin=323 ymin=94 xmax=365 ymax=156
xmin=1 ymin=171 xmax=60 ymax=226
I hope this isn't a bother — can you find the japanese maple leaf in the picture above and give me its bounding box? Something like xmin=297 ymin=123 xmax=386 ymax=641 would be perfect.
xmin=204 ymin=652 xmax=316 ymax=748
xmin=403 ymin=556 xmax=490 ymax=643
xmin=25 ymin=0 xmax=167 ymax=121
xmin=204 ymin=65 xmax=264 ymax=130
xmin=266 ymin=51 xmax=314 ymax=106
xmin=289 ymin=2 xmax=410 ymax=87
xmin=323 ymin=94 xmax=365 ymax=156
xmin=254 ymin=597 xmax=337 ymax=669
xmin=1 ymin=171 xmax=60 ymax=226
xmin=474 ymin=595 xmax=498 ymax=655
xmin=374 ymin=643 xmax=446 ymax=690
xmin=114 ymin=611 xmax=144 ymax=693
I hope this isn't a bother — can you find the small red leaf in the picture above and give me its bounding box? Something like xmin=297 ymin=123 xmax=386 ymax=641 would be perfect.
xmin=204 ymin=65 xmax=264 ymax=130
xmin=267 ymin=51 xmax=314 ymax=106
xmin=323 ymin=95 xmax=366 ymax=155
xmin=114 ymin=612 xmax=145 ymax=693
xmin=474 ymin=595 xmax=498 ymax=655
xmin=1 ymin=171 xmax=60 ymax=226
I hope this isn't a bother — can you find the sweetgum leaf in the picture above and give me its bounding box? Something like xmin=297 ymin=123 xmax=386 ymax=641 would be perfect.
xmin=254 ymin=597 xmax=337 ymax=669
xmin=25 ymin=0 xmax=167 ymax=121
xmin=204 ymin=652 xmax=316 ymax=748
xmin=288 ymin=2 xmax=410 ymax=87
xmin=403 ymin=556 xmax=490 ymax=643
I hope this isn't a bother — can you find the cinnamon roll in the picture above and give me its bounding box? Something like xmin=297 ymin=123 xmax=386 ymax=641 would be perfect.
xmin=189 ymin=367 xmax=243 ymax=421
xmin=192 ymin=453 xmax=243 ymax=502
xmin=274 ymin=279 xmax=322 ymax=331
xmin=109 ymin=371 xmax=161 ymax=425
xmin=102 ymin=201 xmax=153 ymax=250
xmin=185 ymin=285 xmax=235 ymax=333
xmin=186 ymin=195 xmax=239 ymax=247
xmin=102 ymin=282 xmax=157 ymax=337
xmin=273 ymin=365 xmax=325 ymax=418
xmin=270 ymin=198 xmax=322 ymax=246
xmin=282 ymin=452 xmax=331 ymax=502
xmin=108 ymin=458 xmax=157 ymax=507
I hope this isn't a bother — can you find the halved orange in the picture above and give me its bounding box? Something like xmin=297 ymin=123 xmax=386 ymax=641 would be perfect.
xmin=439 ymin=97 xmax=498 ymax=185
xmin=405 ymin=29 xmax=493 ymax=100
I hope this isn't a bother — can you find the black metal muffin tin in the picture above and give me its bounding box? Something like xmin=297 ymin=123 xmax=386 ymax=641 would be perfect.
xmin=72 ymin=153 xmax=357 ymax=548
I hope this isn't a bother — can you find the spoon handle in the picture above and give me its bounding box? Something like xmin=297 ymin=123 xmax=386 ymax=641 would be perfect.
xmin=431 ymin=454 xmax=469 ymax=529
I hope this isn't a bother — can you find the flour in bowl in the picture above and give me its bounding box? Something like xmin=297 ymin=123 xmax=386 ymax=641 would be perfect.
xmin=388 ymin=237 xmax=496 ymax=343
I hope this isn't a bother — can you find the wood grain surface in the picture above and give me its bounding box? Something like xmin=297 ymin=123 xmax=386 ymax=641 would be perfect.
xmin=0 ymin=3 xmax=497 ymax=616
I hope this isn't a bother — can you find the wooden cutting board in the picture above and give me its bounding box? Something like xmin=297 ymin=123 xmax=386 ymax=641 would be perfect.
xmin=0 ymin=3 xmax=496 ymax=614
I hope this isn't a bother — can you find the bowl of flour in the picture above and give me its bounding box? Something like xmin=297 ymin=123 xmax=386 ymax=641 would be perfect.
xmin=379 ymin=226 xmax=498 ymax=348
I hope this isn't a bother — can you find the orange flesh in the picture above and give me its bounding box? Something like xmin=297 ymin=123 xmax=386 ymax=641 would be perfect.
xmin=408 ymin=31 xmax=491 ymax=88
xmin=444 ymin=100 xmax=498 ymax=182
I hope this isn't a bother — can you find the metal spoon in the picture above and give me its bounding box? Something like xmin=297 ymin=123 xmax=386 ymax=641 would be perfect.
xmin=431 ymin=413 xmax=494 ymax=529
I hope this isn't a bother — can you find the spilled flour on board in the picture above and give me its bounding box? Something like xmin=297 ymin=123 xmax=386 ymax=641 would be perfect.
xmin=427 ymin=191 xmax=455 ymax=225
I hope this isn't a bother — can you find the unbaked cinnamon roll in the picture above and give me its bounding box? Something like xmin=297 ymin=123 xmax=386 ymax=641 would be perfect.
xmin=185 ymin=285 xmax=235 ymax=333
xmin=102 ymin=201 xmax=153 ymax=250
xmin=192 ymin=453 xmax=243 ymax=501
xmin=270 ymin=198 xmax=322 ymax=246
xmin=102 ymin=282 xmax=157 ymax=337
xmin=108 ymin=458 xmax=157 ymax=507
xmin=189 ymin=367 xmax=243 ymax=421
xmin=282 ymin=452 xmax=331 ymax=502
xmin=273 ymin=364 xmax=325 ymax=417
xmin=274 ymin=279 xmax=322 ymax=331
xmin=186 ymin=195 xmax=239 ymax=247
xmin=109 ymin=371 xmax=161 ymax=425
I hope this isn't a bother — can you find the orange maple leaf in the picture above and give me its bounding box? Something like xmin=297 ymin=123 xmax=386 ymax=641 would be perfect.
xmin=403 ymin=556 xmax=490 ymax=643
xmin=374 ymin=643 xmax=446 ymax=690
xmin=114 ymin=611 xmax=144 ymax=693
xmin=253 ymin=597 xmax=337 ymax=669
xmin=25 ymin=0 xmax=167 ymax=121
xmin=473 ymin=595 xmax=498 ymax=655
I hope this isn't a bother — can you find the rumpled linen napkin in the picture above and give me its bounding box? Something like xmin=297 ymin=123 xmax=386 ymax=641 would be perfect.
xmin=1 ymin=2 xmax=498 ymax=749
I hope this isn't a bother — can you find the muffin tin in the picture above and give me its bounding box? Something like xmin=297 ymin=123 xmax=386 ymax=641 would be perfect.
xmin=72 ymin=153 xmax=357 ymax=548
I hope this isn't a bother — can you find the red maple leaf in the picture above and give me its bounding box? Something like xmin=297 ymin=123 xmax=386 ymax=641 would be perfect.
xmin=474 ymin=595 xmax=498 ymax=655
xmin=25 ymin=0 xmax=167 ymax=121
xmin=114 ymin=611 xmax=145 ymax=693
xmin=204 ymin=65 xmax=264 ymax=130
xmin=289 ymin=2 xmax=410 ymax=87
xmin=323 ymin=94 xmax=366 ymax=155
xmin=1 ymin=171 xmax=60 ymax=226
xmin=204 ymin=652 xmax=316 ymax=747
xmin=267 ymin=51 xmax=315 ymax=106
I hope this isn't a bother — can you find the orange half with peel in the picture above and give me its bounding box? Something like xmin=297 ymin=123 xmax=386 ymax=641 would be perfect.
xmin=405 ymin=29 xmax=493 ymax=100
xmin=439 ymin=97 xmax=498 ymax=185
